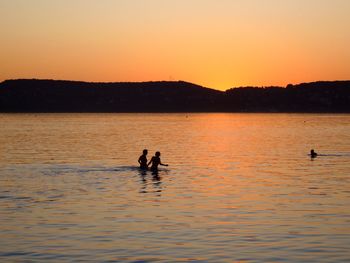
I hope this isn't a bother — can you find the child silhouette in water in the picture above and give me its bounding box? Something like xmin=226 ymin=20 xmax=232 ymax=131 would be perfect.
xmin=148 ymin=151 xmax=168 ymax=171
xmin=138 ymin=149 xmax=148 ymax=169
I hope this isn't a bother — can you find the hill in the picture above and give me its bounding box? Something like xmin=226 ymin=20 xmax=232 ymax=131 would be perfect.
xmin=0 ymin=79 xmax=222 ymax=112
xmin=0 ymin=79 xmax=349 ymax=112
xmin=225 ymin=81 xmax=350 ymax=112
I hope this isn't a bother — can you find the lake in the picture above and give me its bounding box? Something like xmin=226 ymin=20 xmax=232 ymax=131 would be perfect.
xmin=1 ymin=113 xmax=350 ymax=262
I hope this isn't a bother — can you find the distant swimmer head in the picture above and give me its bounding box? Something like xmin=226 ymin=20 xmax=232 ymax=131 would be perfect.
xmin=155 ymin=151 xmax=161 ymax=157
xmin=310 ymin=149 xmax=317 ymax=158
xmin=143 ymin=149 xmax=148 ymax=155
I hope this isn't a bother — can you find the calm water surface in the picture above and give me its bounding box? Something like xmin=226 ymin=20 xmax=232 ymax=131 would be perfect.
xmin=1 ymin=113 xmax=350 ymax=262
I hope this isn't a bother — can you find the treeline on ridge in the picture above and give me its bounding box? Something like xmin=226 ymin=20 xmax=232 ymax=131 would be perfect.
xmin=0 ymin=79 xmax=349 ymax=112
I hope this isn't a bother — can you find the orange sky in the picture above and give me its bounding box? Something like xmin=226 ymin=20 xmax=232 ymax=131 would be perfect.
xmin=1 ymin=0 xmax=350 ymax=90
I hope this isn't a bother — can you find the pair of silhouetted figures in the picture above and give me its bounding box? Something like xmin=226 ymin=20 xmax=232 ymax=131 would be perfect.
xmin=138 ymin=149 xmax=168 ymax=171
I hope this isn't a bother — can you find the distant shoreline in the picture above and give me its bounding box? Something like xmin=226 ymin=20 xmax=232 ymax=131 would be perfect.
xmin=1 ymin=79 xmax=349 ymax=113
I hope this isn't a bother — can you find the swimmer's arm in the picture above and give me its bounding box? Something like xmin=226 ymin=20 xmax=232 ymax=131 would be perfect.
xmin=147 ymin=157 xmax=153 ymax=166
xmin=160 ymin=161 xmax=168 ymax=166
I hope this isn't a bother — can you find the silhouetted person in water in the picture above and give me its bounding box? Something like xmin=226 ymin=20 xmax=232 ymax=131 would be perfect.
xmin=148 ymin=151 xmax=168 ymax=171
xmin=138 ymin=149 xmax=148 ymax=169
xmin=310 ymin=149 xmax=318 ymax=158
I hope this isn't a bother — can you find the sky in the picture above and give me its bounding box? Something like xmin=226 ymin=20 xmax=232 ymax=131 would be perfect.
xmin=1 ymin=0 xmax=350 ymax=90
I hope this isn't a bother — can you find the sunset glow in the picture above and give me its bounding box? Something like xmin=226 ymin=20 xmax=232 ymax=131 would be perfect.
xmin=1 ymin=0 xmax=350 ymax=90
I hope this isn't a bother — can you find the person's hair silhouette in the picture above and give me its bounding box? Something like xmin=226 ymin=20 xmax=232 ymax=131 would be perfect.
xmin=138 ymin=149 xmax=148 ymax=169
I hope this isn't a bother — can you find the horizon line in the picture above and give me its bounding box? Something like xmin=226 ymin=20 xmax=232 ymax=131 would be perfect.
xmin=1 ymin=78 xmax=350 ymax=92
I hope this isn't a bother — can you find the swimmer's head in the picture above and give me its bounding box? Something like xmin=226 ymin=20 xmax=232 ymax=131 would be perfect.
xmin=155 ymin=151 xmax=161 ymax=157
xmin=143 ymin=149 xmax=148 ymax=155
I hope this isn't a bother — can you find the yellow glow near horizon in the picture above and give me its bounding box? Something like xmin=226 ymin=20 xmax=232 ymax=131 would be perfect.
xmin=1 ymin=0 xmax=350 ymax=90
